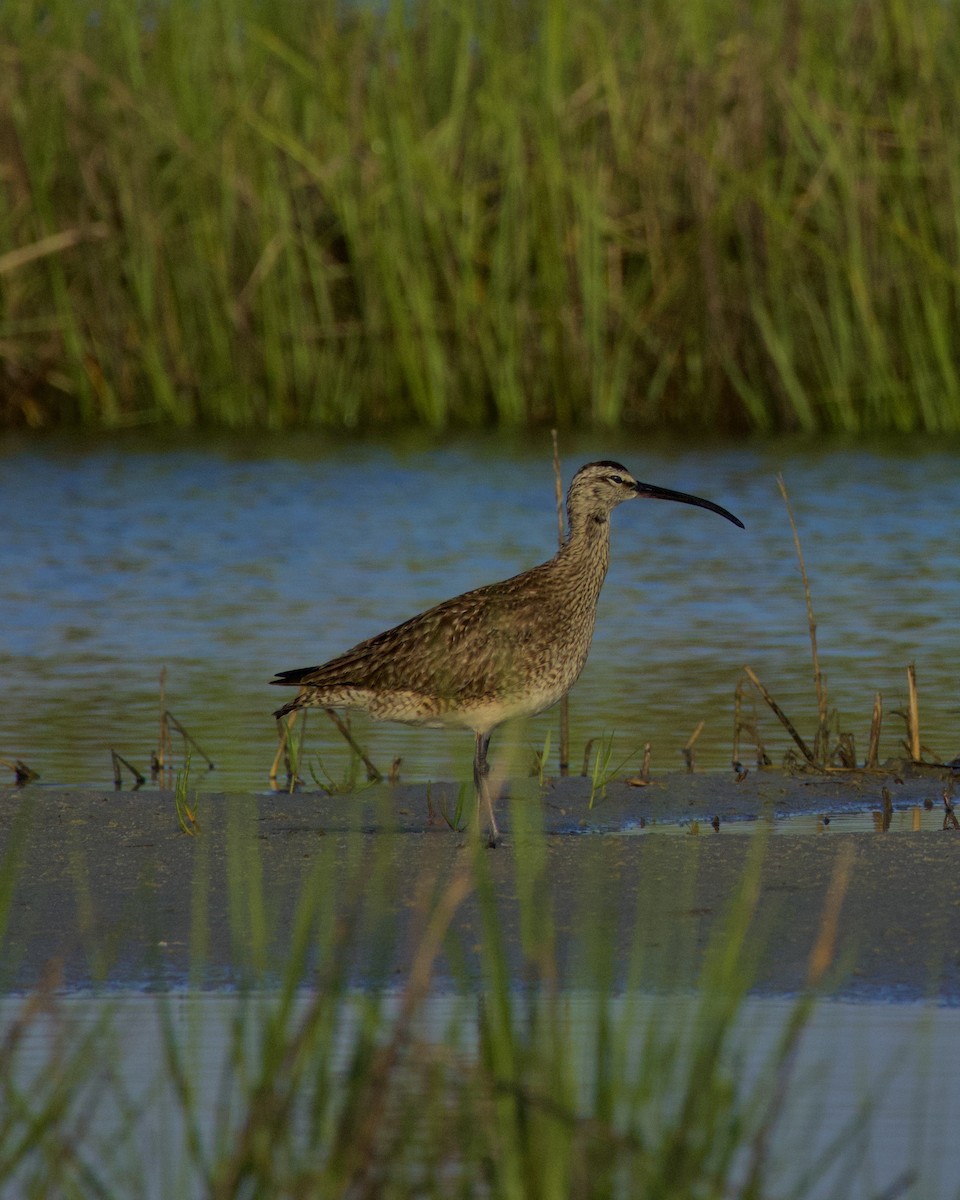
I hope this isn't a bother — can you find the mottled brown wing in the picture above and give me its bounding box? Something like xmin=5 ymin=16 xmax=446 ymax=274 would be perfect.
xmin=271 ymin=567 xmax=549 ymax=703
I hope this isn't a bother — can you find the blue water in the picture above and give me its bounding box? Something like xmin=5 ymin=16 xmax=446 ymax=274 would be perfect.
xmin=2 ymin=433 xmax=958 ymax=790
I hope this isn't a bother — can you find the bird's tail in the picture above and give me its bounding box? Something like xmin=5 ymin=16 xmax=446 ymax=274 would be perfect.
xmin=270 ymin=666 xmax=320 ymax=721
xmin=273 ymin=695 xmax=305 ymax=721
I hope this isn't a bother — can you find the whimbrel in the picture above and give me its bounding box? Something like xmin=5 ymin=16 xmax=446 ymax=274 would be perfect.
xmin=271 ymin=461 xmax=743 ymax=845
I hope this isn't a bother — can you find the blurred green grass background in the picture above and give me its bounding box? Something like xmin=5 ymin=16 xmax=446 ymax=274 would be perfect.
xmin=2 ymin=0 xmax=960 ymax=433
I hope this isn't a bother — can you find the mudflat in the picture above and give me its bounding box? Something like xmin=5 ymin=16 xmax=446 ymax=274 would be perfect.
xmin=1 ymin=766 xmax=958 ymax=1000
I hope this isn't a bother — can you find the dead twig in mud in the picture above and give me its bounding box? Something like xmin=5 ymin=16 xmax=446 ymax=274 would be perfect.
xmin=164 ymin=711 xmax=215 ymax=770
xmin=157 ymin=667 xmax=172 ymax=776
xmin=739 ymin=486 xmax=910 ymax=773
xmin=154 ymin=671 xmax=213 ymax=780
xmin=0 ymin=758 xmax=38 ymax=785
xmin=732 ymin=673 xmax=771 ymax=770
xmin=777 ymin=475 xmax=830 ymax=761
xmin=943 ymin=792 xmax=959 ymax=831
xmin=275 ymin=708 xmax=382 ymax=792
xmin=682 ymin=721 xmax=704 ymax=772
xmin=625 ymin=743 xmax=653 ymax=788
xmin=830 ymin=731 xmax=857 ymax=769
xmin=881 ymin=786 xmax=893 ymax=832
xmin=741 ymin=665 xmax=816 ymax=765
xmin=551 ymin=429 xmax=570 ymax=777
xmin=110 ymin=749 xmax=145 ymax=790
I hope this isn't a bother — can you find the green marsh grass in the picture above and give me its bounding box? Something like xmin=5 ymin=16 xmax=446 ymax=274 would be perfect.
xmin=0 ymin=789 xmax=870 ymax=1198
xmin=4 ymin=0 xmax=960 ymax=433
xmin=585 ymin=732 xmax=643 ymax=808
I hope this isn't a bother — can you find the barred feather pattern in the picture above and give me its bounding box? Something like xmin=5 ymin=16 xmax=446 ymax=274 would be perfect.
xmin=270 ymin=462 xmax=638 ymax=734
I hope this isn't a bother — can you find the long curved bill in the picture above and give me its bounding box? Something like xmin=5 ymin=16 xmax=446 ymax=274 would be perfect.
xmin=634 ymin=481 xmax=744 ymax=528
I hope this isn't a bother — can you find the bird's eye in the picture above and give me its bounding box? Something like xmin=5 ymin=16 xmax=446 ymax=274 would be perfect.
xmin=609 ymin=474 xmax=624 ymax=485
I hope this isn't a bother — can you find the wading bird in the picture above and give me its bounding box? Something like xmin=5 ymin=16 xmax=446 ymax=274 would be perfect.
xmin=271 ymin=461 xmax=744 ymax=845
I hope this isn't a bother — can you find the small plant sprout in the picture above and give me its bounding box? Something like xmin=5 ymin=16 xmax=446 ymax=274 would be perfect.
xmin=431 ymin=782 xmax=468 ymax=832
xmin=173 ymin=757 xmax=200 ymax=836
xmin=533 ymin=728 xmax=552 ymax=787
xmin=588 ymin=733 xmax=616 ymax=808
xmin=587 ymin=734 xmax=645 ymax=808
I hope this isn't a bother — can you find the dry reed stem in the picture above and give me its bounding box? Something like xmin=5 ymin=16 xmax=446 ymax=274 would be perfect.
xmin=682 ymin=720 xmax=704 ymax=772
xmin=732 ymin=649 xmax=770 ymax=770
xmin=905 ymin=664 xmax=921 ymax=762
xmin=0 ymin=223 xmax=109 ymax=276
xmin=732 ymin=673 xmax=744 ymax=767
xmin=157 ymin=667 xmax=171 ymax=775
xmin=866 ymin=691 xmax=882 ymax=769
xmin=325 ymin=708 xmax=381 ymax=781
xmin=165 ymin=711 xmax=215 ymax=769
xmin=742 ymin=665 xmax=816 ymax=765
xmin=777 ymin=475 xmax=829 ymax=761
xmin=110 ymin=748 xmax=145 ymax=789
xmin=551 ymin=429 xmax=569 ymax=777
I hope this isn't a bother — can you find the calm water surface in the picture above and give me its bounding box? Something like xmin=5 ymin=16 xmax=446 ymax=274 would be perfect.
xmin=2 ymin=434 xmax=958 ymax=790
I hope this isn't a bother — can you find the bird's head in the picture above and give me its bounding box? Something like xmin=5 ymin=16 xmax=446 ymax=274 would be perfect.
xmin=567 ymin=461 xmax=744 ymax=528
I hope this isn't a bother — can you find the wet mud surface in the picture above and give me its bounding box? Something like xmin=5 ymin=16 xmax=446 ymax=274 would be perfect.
xmin=2 ymin=767 xmax=958 ymax=1000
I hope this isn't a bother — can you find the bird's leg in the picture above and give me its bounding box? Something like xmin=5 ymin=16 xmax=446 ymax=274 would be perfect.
xmin=473 ymin=730 xmax=500 ymax=848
